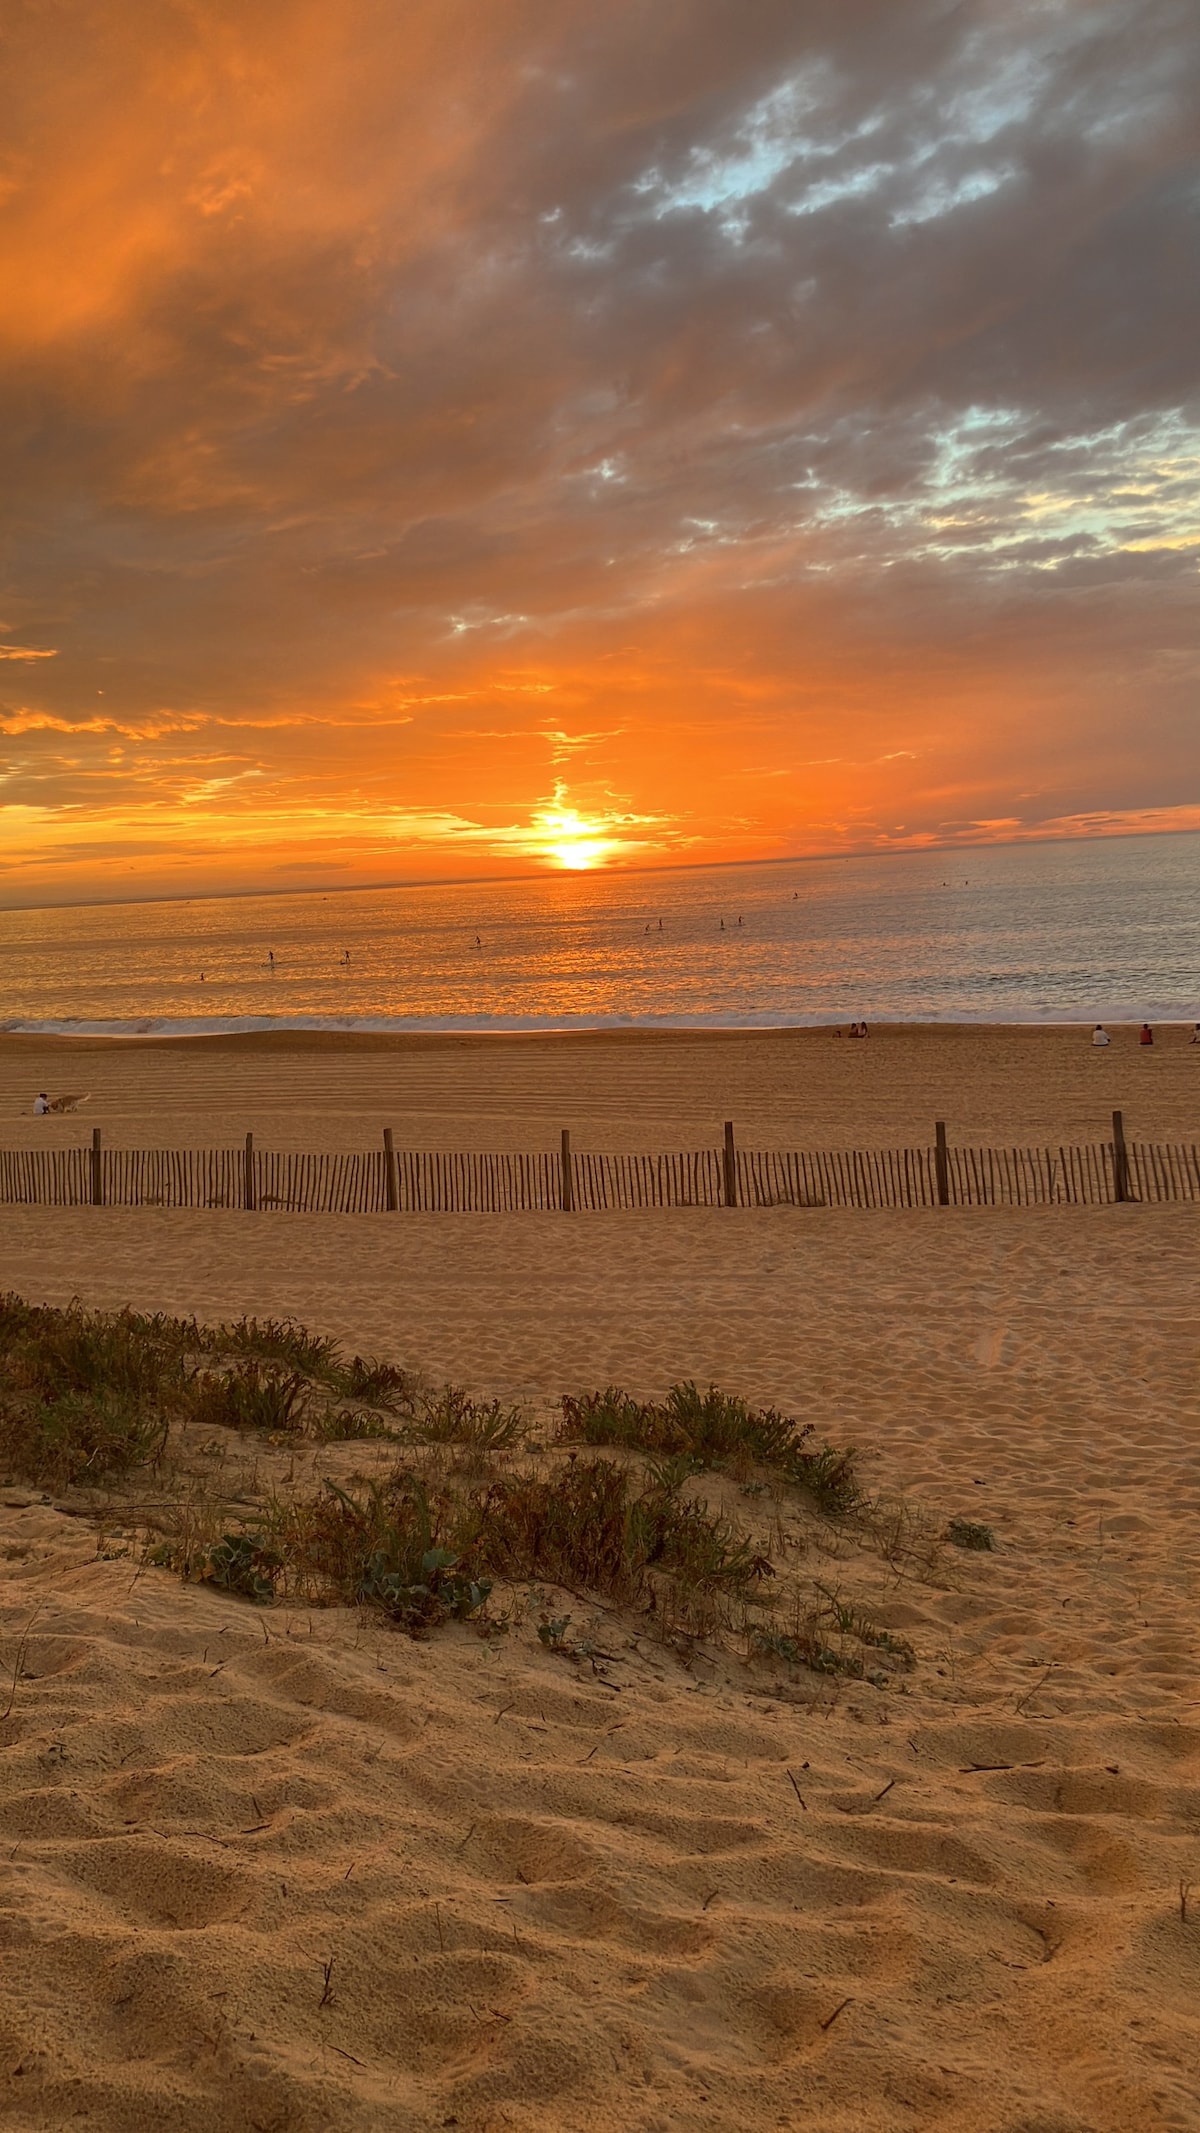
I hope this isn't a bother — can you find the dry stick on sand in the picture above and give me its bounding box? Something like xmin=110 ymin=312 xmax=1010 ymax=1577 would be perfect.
xmin=1014 ymin=1664 xmax=1056 ymax=1714
xmin=1 ymin=1600 xmax=46 ymax=1721
xmin=786 ymin=1768 xmax=808 ymax=1811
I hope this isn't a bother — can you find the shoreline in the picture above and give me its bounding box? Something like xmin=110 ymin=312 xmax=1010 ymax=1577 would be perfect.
xmin=2 ymin=1011 xmax=1199 ymax=1046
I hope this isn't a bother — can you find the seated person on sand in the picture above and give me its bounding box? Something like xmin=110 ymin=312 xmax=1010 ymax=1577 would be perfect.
xmin=1092 ymin=1025 xmax=1110 ymax=1047
xmin=1139 ymin=1024 xmax=1154 ymax=1047
xmin=33 ymin=1092 xmax=49 ymax=1115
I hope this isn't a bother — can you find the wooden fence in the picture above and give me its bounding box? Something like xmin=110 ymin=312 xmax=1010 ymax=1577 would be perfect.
xmin=1 ymin=1113 xmax=1197 ymax=1212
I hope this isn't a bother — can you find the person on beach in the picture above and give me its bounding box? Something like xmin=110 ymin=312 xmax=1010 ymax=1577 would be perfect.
xmin=1140 ymin=1024 xmax=1154 ymax=1046
xmin=33 ymin=1092 xmax=49 ymax=1114
xmin=1092 ymin=1025 xmax=1110 ymax=1046
xmin=1192 ymin=1025 xmax=1200 ymax=1044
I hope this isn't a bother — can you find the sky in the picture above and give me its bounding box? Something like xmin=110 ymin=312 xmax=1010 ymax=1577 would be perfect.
xmin=1 ymin=0 xmax=1198 ymax=905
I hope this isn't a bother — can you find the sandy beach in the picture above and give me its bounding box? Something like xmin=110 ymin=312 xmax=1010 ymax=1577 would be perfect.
xmin=1 ymin=1029 xmax=1198 ymax=2132
xmin=3 ymin=1020 xmax=1199 ymax=1150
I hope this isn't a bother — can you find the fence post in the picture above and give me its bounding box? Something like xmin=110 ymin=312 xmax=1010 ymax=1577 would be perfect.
xmin=560 ymin=1129 xmax=574 ymax=1212
xmin=383 ymin=1127 xmax=400 ymax=1211
xmin=1112 ymin=1109 xmax=1130 ymax=1203
xmin=90 ymin=1126 xmax=103 ymax=1208
xmin=934 ymin=1120 xmax=950 ymax=1207
xmin=244 ymin=1132 xmax=256 ymax=1212
xmin=723 ymin=1120 xmax=738 ymax=1208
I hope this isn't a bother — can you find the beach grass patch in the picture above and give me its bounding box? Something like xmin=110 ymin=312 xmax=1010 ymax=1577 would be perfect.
xmin=409 ymin=1386 xmax=526 ymax=1454
xmin=558 ymin=1380 xmax=859 ymax=1511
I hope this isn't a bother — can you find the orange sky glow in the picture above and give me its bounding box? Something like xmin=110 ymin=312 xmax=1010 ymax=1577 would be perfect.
xmin=1 ymin=1 xmax=1197 ymax=905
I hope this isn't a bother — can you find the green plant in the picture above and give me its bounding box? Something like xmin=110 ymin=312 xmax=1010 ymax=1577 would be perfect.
xmin=149 ymin=1527 xmax=282 ymax=1602
xmin=278 ymin=1476 xmax=492 ymax=1630
xmin=558 ymin=1381 xmax=859 ymax=1510
xmin=0 ymin=1387 xmax=168 ymax=1492
xmin=537 ymin=1613 xmax=573 ymax=1649
xmin=312 ymin=1406 xmax=403 ymax=1443
xmin=469 ymin=1457 xmax=771 ymax=1603
xmin=947 ymin=1517 xmax=995 ymax=1552
xmin=336 ymin=1355 xmax=417 ymax=1411
xmin=187 ymin=1362 xmax=309 ymax=1435
xmin=410 ymin=1386 xmax=525 ymax=1453
xmin=207 ymin=1316 xmax=343 ymax=1377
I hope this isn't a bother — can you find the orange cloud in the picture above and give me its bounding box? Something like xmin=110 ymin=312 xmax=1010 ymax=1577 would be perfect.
xmin=0 ymin=1 xmax=1197 ymax=901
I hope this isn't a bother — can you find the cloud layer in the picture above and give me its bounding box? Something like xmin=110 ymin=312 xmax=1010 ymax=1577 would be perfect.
xmin=1 ymin=0 xmax=1197 ymax=899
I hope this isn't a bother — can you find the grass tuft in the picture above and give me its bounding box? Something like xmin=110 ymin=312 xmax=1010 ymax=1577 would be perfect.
xmin=947 ymin=1517 xmax=996 ymax=1551
xmin=559 ymin=1381 xmax=858 ymax=1512
xmin=409 ymin=1387 xmax=526 ymax=1454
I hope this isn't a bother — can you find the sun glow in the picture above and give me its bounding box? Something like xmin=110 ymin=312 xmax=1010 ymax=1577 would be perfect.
xmin=548 ymin=836 xmax=606 ymax=870
xmin=529 ymin=791 xmax=624 ymax=870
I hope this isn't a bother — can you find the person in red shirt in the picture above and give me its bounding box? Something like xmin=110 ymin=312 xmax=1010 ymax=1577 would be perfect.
xmin=1139 ymin=1024 xmax=1154 ymax=1046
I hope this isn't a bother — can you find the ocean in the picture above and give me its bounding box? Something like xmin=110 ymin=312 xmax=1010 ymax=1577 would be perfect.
xmin=1 ymin=834 xmax=1198 ymax=1035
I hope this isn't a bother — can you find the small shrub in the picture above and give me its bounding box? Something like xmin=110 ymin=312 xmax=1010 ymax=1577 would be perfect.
xmin=336 ymin=1355 xmax=417 ymax=1411
xmin=187 ymin=1362 xmax=310 ymax=1436
xmin=469 ymin=1458 xmax=771 ymax=1603
xmin=751 ymin=1591 xmax=915 ymax=1681
xmin=559 ymin=1381 xmax=859 ymax=1510
xmin=312 ymin=1406 xmax=402 ymax=1443
xmin=279 ymin=1476 xmax=491 ymax=1629
xmin=206 ymin=1316 xmax=343 ymax=1377
xmin=947 ymin=1517 xmax=995 ymax=1552
xmin=0 ymin=1388 xmax=168 ymax=1492
xmin=150 ymin=1527 xmax=282 ymax=1602
xmin=411 ymin=1386 xmax=525 ymax=1453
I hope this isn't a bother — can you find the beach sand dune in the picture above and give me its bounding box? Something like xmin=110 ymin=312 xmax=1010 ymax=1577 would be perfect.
xmin=1 ymin=1032 xmax=1197 ymax=2130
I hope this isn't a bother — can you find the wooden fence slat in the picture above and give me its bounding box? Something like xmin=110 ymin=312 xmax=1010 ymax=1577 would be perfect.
xmin=3 ymin=1136 xmax=1198 ymax=1213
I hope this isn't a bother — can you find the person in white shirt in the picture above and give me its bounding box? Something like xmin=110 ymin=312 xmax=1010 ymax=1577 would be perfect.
xmin=33 ymin=1092 xmax=49 ymax=1114
xmin=1092 ymin=1026 xmax=1110 ymax=1047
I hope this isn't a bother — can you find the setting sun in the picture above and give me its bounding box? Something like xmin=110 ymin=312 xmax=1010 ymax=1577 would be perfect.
xmin=549 ymin=839 xmax=603 ymax=870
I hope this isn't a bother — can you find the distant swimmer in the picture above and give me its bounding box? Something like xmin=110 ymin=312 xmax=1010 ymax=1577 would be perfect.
xmin=200 ymin=971 xmax=205 ymax=983
xmin=341 ymin=951 xmax=351 ymax=966
xmin=658 ymin=919 xmax=663 ymax=931
xmin=267 ymin=950 xmax=275 ymax=969
xmin=737 ymin=915 xmax=743 ymax=926
xmin=720 ymin=919 xmax=725 ymax=930
xmin=1092 ymin=1024 xmax=1110 ymax=1047
xmin=475 ymin=935 xmax=482 ymax=948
